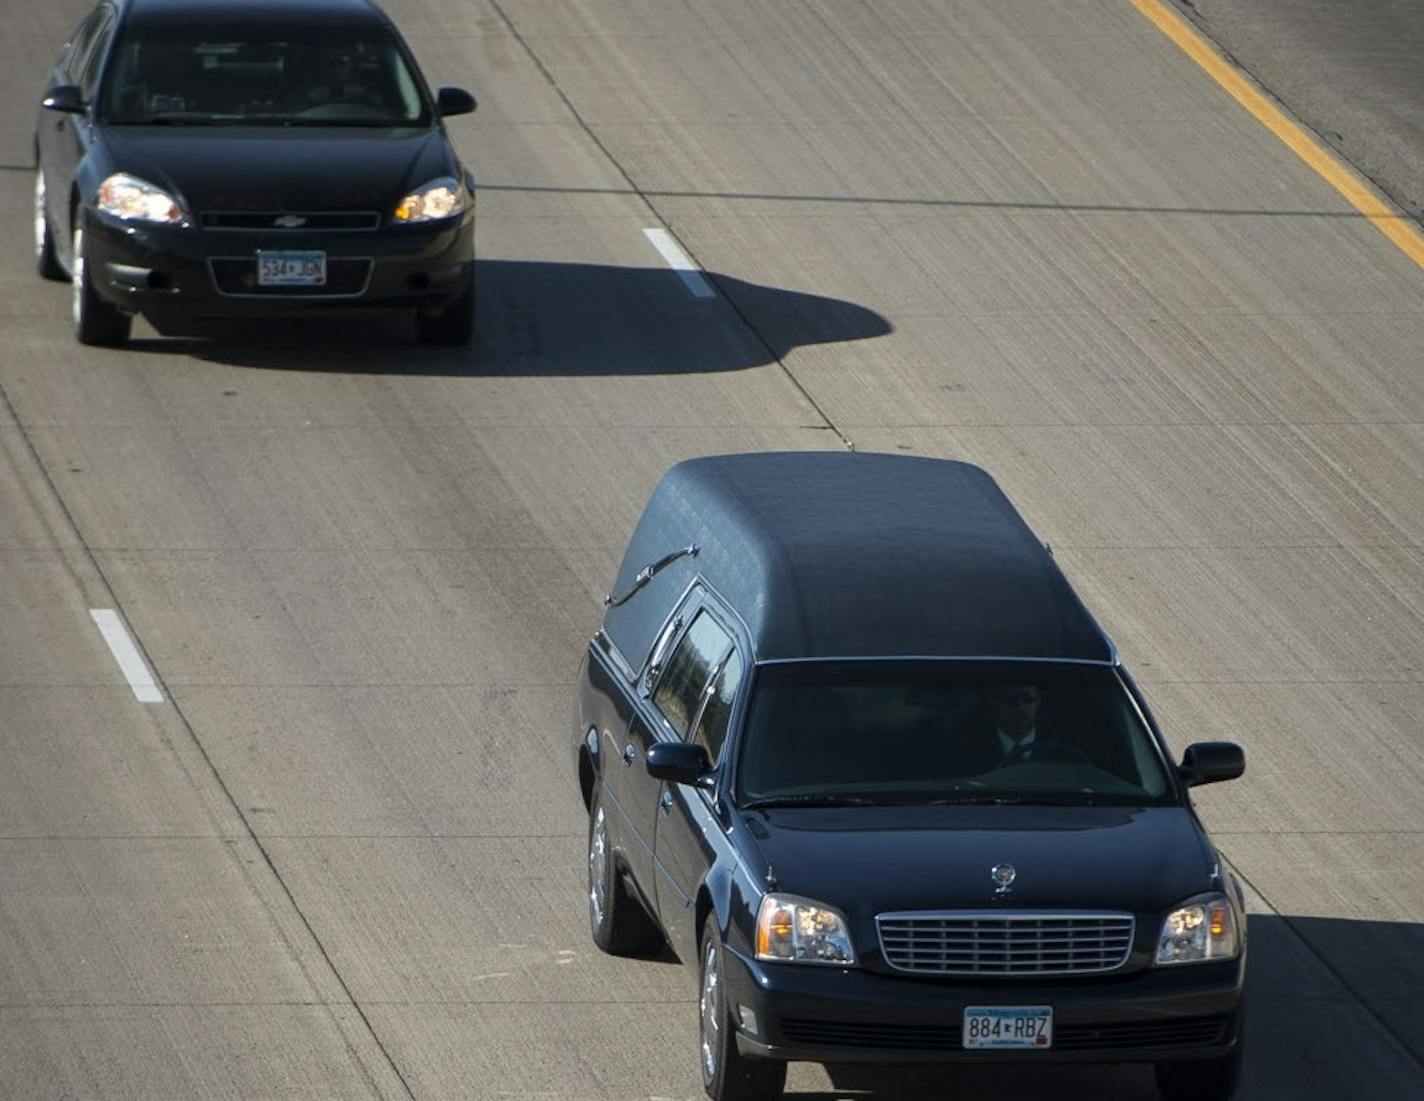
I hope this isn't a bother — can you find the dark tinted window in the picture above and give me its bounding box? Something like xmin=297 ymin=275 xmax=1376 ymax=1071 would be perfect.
xmin=739 ymin=661 xmax=1174 ymax=806
xmin=653 ymin=612 xmax=732 ymax=737
xmin=99 ymin=24 xmax=428 ymax=125
xmin=692 ymin=650 xmax=743 ymax=765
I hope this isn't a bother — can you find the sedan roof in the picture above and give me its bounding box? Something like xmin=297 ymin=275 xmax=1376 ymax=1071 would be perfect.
xmin=121 ymin=0 xmax=389 ymax=26
xmin=602 ymin=452 xmax=1115 ymax=666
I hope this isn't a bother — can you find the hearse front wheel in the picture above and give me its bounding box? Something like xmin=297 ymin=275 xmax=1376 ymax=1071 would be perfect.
xmin=586 ymin=784 xmax=662 ymax=955
xmin=1155 ymin=1036 xmax=1243 ymax=1101
xmin=698 ymin=915 xmax=786 ymax=1101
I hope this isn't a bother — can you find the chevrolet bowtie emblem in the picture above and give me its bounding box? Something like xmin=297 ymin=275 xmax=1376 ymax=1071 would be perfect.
xmin=991 ymin=864 xmax=1016 ymax=894
xmin=273 ymin=214 xmax=307 ymax=228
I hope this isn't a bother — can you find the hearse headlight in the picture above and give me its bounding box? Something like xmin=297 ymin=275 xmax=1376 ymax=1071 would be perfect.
xmin=755 ymin=893 xmax=857 ymax=966
xmin=96 ymin=173 xmax=185 ymax=224
xmin=1155 ymin=892 xmax=1239 ymax=965
xmin=393 ymin=177 xmax=466 ymax=223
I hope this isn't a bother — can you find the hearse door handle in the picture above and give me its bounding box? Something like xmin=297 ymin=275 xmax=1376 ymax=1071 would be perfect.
xmin=622 ymin=743 xmax=637 ymax=766
xmin=659 ymin=790 xmax=674 ymax=815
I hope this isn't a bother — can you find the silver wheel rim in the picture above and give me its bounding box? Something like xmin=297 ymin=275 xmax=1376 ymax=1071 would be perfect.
xmin=588 ymin=806 xmax=608 ymax=932
xmin=700 ymin=938 xmax=720 ymax=1084
xmin=71 ymin=228 xmax=85 ymax=326
xmin=33 ymin=171 xmax=47 ymax=261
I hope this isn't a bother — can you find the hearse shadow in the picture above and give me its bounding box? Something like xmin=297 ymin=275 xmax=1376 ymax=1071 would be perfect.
xmin=129 ymin=258 xmax=891 ymax=375
xmin=785 ymin=915 xmax=1424 ymax=1100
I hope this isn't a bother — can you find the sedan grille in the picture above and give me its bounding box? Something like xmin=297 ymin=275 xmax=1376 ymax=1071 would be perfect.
xmin=876 ymin=911 xmax=1135 ymax=975
xmin=202 ymin=211 xmax=381 ymax=231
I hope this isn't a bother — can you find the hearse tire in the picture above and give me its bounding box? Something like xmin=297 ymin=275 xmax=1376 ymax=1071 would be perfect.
xmin=587 ymin=785 xmax=663 ymax=956
xmin=699 ymin=916 xmax=786 ymax=1101
xmin=1155 ymin=1038 xmax=1243 ymax=1101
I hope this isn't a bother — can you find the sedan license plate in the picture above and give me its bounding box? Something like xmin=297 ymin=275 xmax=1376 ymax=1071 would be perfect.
xmin=258 ymin=250 xmax=326 ymax=286
xmin=963 ymin=1006 xmax=1052 ymax=1050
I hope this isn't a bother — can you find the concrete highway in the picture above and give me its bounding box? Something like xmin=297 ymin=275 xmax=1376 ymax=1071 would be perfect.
xmin=2 ymin=1 xmax=1422 ymax=1098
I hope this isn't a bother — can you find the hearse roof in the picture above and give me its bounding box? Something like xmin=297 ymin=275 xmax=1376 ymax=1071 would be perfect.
xmin=601 ymin=452 xmax=1114 ymax=666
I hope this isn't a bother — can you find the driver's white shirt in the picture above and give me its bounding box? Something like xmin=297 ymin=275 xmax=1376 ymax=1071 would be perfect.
xmin=997 ymin=726 xmax=1037 ymax=759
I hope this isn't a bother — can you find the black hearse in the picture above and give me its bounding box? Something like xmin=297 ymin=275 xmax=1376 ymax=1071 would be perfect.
xmin=574 ymin=452 xmax=1246 ymax=1101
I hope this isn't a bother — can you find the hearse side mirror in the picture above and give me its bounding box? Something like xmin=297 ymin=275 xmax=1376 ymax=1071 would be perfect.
xmin=1178 ymin=741 xmax=1245 ymax=787
xmin=646 ymin=741 xmax=714 ymax=789
xmin=42 ymin=84 xmax=86 ymax=114
xmin=436 ymin=87 xmax=477 ymax=117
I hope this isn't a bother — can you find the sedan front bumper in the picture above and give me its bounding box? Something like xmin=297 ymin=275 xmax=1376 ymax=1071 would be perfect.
xmin=81 ymin=207 xmax=473 ymax=319
xmin=722 ymin=944 xmax=1244 ymax=1065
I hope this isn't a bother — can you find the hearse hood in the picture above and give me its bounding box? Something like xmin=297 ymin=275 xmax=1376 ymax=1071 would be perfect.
xmin=742 ymin=804 xmax=1217 ymax=918
xmin=100 ymin=127 xmax=453 ymax=215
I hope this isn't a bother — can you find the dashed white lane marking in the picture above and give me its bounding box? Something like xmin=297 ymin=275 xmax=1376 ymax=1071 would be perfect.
xmin=642 ymin=227 xmax=717 ymax=299
xmin=90 ymin=609 xmax=163 ymax=703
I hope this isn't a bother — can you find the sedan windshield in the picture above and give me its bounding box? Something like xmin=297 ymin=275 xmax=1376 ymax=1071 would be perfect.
xmin=738 ymin=661 xmax=1177 ymax=807
xmin=100 ymin=24 xmax=429 ymax=126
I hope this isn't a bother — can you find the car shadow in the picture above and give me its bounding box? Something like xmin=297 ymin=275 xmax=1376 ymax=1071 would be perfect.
xmin=125 ymin=258 xmax=891 ymax=376
xmin=780 ymin=914 xmax=1424 ymax=1100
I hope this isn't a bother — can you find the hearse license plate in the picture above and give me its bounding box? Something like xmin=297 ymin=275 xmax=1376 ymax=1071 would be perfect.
xmin=963 ymin=1006 xmax=1052 ymax=1049
xmin=258 ymin=250 xmax=326 ymax=286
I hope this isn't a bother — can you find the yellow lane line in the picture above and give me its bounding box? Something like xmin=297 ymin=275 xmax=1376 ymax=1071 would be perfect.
xmin=1128 ymin=0 xmax=1424 ymax=270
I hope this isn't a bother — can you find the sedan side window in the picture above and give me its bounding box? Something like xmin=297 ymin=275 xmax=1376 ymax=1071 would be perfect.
xmin=691 ymin=650 xmax=743 ymax=765
xmin=59 ymin=8 xmax=106 ymax=76
xmin=652 ymin=611 xmax=731 ymax=737
xmin=76 ymin=13 xmax=115 ymax=99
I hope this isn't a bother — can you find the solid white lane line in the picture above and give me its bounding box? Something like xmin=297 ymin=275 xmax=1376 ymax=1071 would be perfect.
xmin=89 ymin=609 xmax=164 ymax=703
xmin=642 ymin=228 xmax=717 ymax=299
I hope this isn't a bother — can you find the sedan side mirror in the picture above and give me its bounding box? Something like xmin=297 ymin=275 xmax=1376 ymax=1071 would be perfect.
xmin=436 ymin=87 xmax=477 ymax=117
xmin=42 ymin=84 xmax=86 ymax=114
xmin=1179 ymin=741 xmax=1245 ymax=787
xmin=646 ymin=741 xmax=714 ymax=789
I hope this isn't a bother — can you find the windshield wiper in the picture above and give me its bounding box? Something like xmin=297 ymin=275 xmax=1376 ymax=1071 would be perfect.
xmin=741 ymin=794 xmax=880 ymax=809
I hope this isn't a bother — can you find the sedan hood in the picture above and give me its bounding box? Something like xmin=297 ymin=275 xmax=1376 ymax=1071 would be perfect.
xmin=101 ymin=126 xmax=453 ymax=215
xmin=743 ymin=804 xmax=1215 ymax=918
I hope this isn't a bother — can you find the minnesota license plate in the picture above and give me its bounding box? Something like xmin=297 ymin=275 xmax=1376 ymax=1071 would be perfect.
xmin=963 ymin=1006 xmax=1052 ymax=1049
xmin=257 ymin=250 xmax=326 ymax=286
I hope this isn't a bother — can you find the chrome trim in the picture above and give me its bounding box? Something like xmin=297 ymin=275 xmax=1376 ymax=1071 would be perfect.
xmin=207 ymin=256 xmax=374 ymax=299
xmin=594 ymin=630 xmax=637 ymax=684
xmin=876 ymin=910 xmax=1135 ymax=977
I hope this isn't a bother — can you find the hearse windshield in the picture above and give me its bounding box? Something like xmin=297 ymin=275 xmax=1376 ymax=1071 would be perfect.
xmin=100 ymin=24 xmax=430 ymax=126
xmin=738 ymin=661 xmax=1176 ymax=808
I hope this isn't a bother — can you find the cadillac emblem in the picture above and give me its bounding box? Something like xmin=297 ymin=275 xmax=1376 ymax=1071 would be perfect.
xmin=991 ymin=863 xmax=1016 ymax=895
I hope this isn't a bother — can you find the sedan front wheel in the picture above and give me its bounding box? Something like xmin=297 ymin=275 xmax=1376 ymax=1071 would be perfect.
xmin=71 ymin=227 xmax=131 ymax=347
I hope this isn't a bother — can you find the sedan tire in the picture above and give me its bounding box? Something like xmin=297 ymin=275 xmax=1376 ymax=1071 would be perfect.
xmin=34 ymin=168 xmax=65 ymax=281
xmin=698 ymin=916 xmax=786 ymax=1101
xmin=72 ymin=228 xmax=131 ymax=346
xmin=587 ymin=784 xmax=663 ymax=956
xmin=415 ymin=264 xmax=474 ymax=346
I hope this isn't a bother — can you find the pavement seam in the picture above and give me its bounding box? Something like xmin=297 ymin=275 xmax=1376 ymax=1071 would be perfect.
xmin=0 ymin=379 xmax=418 ymax=1101
xmin=481 ymin=0 xmax=856 ymax=453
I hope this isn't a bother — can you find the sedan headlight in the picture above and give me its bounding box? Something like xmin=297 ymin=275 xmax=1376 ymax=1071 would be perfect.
xmin=392 ymin=176 xmax=467 ymax=223
xmin=755 ymin=893 xmax=856 ymax=965
xmin=1155 ymin=892 xmax=1239 ymax=965
xmin=97 ymin=173 xmax=184 ymax=224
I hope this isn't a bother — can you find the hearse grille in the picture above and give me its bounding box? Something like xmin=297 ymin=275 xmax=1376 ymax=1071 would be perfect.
xmin=208 ymin=257 xmax=373 ymax=298
xmin=202 ymin=211 xmax=381 ymax=231
xmin=779 ymin=1014 xmax=1228 ymax=1052
xmin=877 ymin=911 xmax=1135 ymax=976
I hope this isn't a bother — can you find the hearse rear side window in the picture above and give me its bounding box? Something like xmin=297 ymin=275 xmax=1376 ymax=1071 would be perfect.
xmin=653 ymin=611 xmax=732 ymax=736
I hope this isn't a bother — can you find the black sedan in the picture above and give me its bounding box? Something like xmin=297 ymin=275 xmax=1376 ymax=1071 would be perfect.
xmin=34 ymin=0 xmax=477 ymax=346
xmin=575 ymin=452 xmax=1248 ymax=1101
